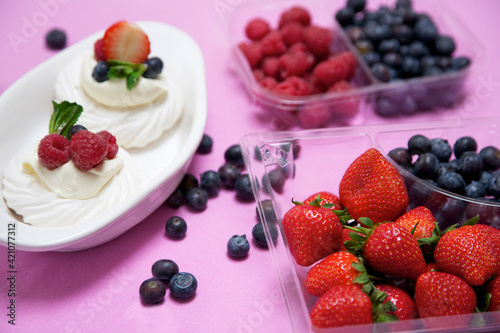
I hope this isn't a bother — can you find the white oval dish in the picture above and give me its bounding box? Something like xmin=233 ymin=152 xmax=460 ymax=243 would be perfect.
xmin=0 ymin=21 xmax=207 ymax=252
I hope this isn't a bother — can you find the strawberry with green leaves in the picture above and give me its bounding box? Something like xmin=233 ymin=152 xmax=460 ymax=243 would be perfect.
xmin=434 ymin=223 xmax=498 ymax=286
xmin=304 ymin=251 xmax=362 ymax=297
xmin=415 ymin=271 xmax=476 ymax=317
xmin=486 ymin=276 xmax=500 ymax=311
xmin=103 ymin=21 xmax=150 ymax=63
xmin=303 ymin=191 xmax=342 ymax=211
xmin=339 ymin=148 xmax=408 ymax=224
xmin=395 ymin=206 xmax=436 ymax=240
xmin=282 ymin=197 xmax=343 ymax=266
xmin=345 ymin=218 xmax=427 ymax=280
xmin=375 ymin=284 xmax=417 ymax=321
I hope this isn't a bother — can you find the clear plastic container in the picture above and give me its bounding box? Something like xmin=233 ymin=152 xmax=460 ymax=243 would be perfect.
xmin=228 ymin=0 xmax=483 ymax=130
xmin=240 ymin=117 xmax=500 ymax=332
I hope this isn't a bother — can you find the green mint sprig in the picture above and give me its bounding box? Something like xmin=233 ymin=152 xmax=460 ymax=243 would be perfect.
xmin=48 ymin=101 xmax=83 ymax=138
xmin=107 ymin=60 xmax=146 ymax=90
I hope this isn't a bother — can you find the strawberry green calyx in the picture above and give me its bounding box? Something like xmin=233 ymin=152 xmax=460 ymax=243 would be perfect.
xmin=417 ymin=215 xmax=479 ymax=251
xmin=292 ymin=196 xmax=353 ymax=225
xmin=107 ymin=59 xmax=146 ymax=90
xmin=48 ymin=100 xmax=83 ymax=138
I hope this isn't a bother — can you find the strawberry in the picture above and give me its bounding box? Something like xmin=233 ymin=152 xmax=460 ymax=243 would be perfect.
xmin=347 ymin=219 xmax=427 ymax=280
xmin=395 ymin=206 xmax=436 ymax=240
xmin=474 ymin=223 xmax=500 ymax=261
xmin=303 ymin=191 xmax=342 ymax=210
xmin=414 ymin=271 xmax=476 ymax=318
xmin=282 ymin=198 xmax=343 ymax=266
xmin=375 ymin=284 xmax=417 ymax=320
xmin=339 ymin=148 xmax=408 ymax=224
xmin=434 ymin=224 xmax=498 ymax=286
xmin=102 ymin=21 xmax=150 ymax=63
xmin=486 ymin=276 xmax=500 ymax=311
xmin=304 ymin=251 xmax=362 ymax=297
xmin=309 ymin=284 xmax=373 ymax=328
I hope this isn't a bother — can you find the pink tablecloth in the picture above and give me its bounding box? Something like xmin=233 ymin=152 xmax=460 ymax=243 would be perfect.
xmin=1 ymin=1 xmax=499 ymax=332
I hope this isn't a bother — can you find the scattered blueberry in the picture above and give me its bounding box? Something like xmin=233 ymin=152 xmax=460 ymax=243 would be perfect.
xmin=254 ymin=146 xmax=262 ymax=161
xmin=437 ymin=172 xmax=466 ymax=195
xmin=252 ymin=223 xmax=278 ymax=248
xmin=179 ymin=174 xmax=199 ymax=194
xmin=68 ymin=124 xmax=87 ymax=139
xmin=196 ymin=134 xmax=213 ymax=154
xmin=143 ymin=57 xmax=164 ymax=79
xmin=185 ymin=188 xmax=208 ymax=211
xmin=165 ymin=188 xmax=185 ymax=209
xmin=227 ymin=235 xmax=250 ymax=258
xmin=165 ymin=216 xmax=187 ymax=239
xmin=408 ymin=134 xmax=432 ymax=156
xmin=454 ymin=136 xmax=477 ymax=159
xmin=200 ymin=170 xmax=221 ymax=197
xmin=92 ymin=61 xmax=109 ymax=82
xmin=218 ymin=163 xmax=241 ymax=189
xmin=263 ymin=168 xmax=286 ymax=193
xmin=139 ymin=278 xmax=167 ymax=304
xmin=46 ymin=28 xmax=66 ymax=49
xmin=235 ymin=174 xmax=255 ymax=201
xmin=169 ymin=272 xmax=197 ymax=299
xmin=224 ymin=144 xmax=245 ymax=168
xmin=479 ymin=146 xmax=500 ymax=171
xmin=257 ymin=199 xmax=278 ymax=224
xmin=152 ymin=259 xmax=179 ymax=283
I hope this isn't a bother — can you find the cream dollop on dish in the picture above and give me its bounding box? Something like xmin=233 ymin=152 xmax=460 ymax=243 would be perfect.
xmin=2 ymin=146 xmax=141 ymax=228
xmin=54 ymin=53 xmax=184 ymax=149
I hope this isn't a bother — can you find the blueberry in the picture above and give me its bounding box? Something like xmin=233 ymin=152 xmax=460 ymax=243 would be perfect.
xmin=257 ymin=199 xmax=278 ymax=224
xmin=152 ymin=259 xmax=179 ymax=283
xmin=437 ymin=172 xmax=466 ymax=195
xmin=199 ymin=170 xmax=221 ymax=197
xmin=378 ymin=39 xmax=401 ymax=54
xmin=413 ymin=153 xmax=439 ymax=179
xmin=399 ymin=95 xmax=418 ymax=115
xmin=401 ymin=9 xmax=418 ymax=26
xmin=143 ymin=57 xmax=164 ymax=79
xmin=165 ymin=188 xmax=185 ymax=209
xmin=218 ymin=163 xmax=241 ymax=189
xmin=196 ymin=134 xmax=213 ymax=154
xmin=252 ymin=223 xmax=278 ymax=248
xmin=169 ymin=272 xmax=197 ymax=299
xmin=488 ymin=172 xmax=500 ymax=199
xmin=382 ymin=52 xmax=402 ymax=69
xmin=480 ymin=146 xmax=500 ymax=171
xmin=375 ymin=97 xmax=398 ymax=117
xmin=454 ymin=136 xmax=477 ymax=159
xmin=263 ymin=168 xmax=286 ymax=193
xmin=227 ymin=235 xmax=250 ymax=258
xmin=68 ymin=124 xmax=87 ymax=139
xmin=371 ymin=63 xmax=392 ymax=82
xmin=346 ymin=26 xmax=366 ymax=43
xmin=254 ymin=146 xmax=262 ymax=161
xmin=396 ymin=0 xmax=413 ymax=10
xmin=139 ymin=278 xmax=166 ymax=304
xmin=430 ymin=138 xmax=452 ymax=162
xmin=419 ymin=55 xmax=437 ymax=72
xmin=179 ymin=174 xmax=198 ymax=194
xmin=423 ymin=66 xmax=443 ymax=77
xmin=235 ymin=174 xmax=255 ymax=201
xmin=414 ymin=19 xmax=438 ymax=43
xmin=479 ymin=170 xmax=493 ymax=186
xmin=465 ymin=181 xmax=487 ymax=198
xmin=92 ymin=61 xmax=109 ymax=82
xmin=408 ymin=41 xmax=430 ymax=58
xmin=434 ymin=35 xmax=456 ymax=56
xmin=449 ymin=56 xmax=471 ymax=71
xmin=364 ymin=21 xmax=391 ymax=44
xmin=408 ymin=134 xmax=432 ymax=155
xmin=224 ymin=144 xmax=245 ymax=168
xmin=393 ymin=24 xmax=413 ymax=44
xmin=457 ymin=151 xmax=483 ymax=182
xmin=335 ymin=7 xmax=355 ymax=27
xmin=185 ymin=188 xmax=208 ymax=211
xmin=165 ymin=216 xmax=187 ymax=239
xmin=346 ymin=0 xmax=366 ymax=13
xmin=45 ymin=29 xmax=66 ymax=49
xmin=400 ymin=56 xmax=420 ymax=78
xmin=436 ymin=161 xmax=458 ymax=178
xmin=389 ymin=147 xmax=412 ymax=167
xmin=399 ymin=45 xmax=411 ymax=56
xmin=435 ymin=56 xmax=451 ymax=70
xmin=363 ymin=52 xmax=381 ymax=67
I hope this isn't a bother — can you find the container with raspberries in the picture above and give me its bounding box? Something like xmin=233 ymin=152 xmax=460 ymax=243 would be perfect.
xmin=228 ymin=0 xmax=480 ymax=129
xmin=240 ymin=116 xmax=500 ymax=332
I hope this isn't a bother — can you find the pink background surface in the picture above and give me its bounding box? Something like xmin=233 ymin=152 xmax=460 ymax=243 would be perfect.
xmin=1 ymin=0 xmax=500 ymax=332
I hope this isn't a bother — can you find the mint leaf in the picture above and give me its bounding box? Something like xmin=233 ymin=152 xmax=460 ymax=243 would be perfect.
xmin=107 ymin=60 xmax=146 ymax=90
xmin=127 ymin=69 xmax=144 ymax=90
xmin=49 ymin=101 xmax=83 ymax=138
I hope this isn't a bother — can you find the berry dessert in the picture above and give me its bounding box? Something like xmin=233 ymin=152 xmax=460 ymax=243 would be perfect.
xmin=2 ymin=101 xmax=140 ymax=227
xmin=54 ymin=21 xmax=184 ymax=148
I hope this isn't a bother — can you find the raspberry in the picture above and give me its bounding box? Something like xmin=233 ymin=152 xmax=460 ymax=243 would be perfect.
xmin=279 ymin=22 xmax=304 ymax=46
xmin=259 ymin=76 xmax=278 ymax=90
xmin=260 ymin=31 xmax=286 ymax=57
xmin=278 ymin=6 xmax=311 ymax=28
xmin=253 ymin=69 xmax=265 ymax=82
xmin=313 ymin=52 xmax=355 ymax=88
xmin=70 ymin=130 xmax=108 ymax=170
xmin=238 ymin=42 xmax=263 ymax=69
xmin=337 ymin=51 xmax=357 ymax=80
xmin=245 ymin=18 xmax=271 ymax=41
xmin=288 ymin=42 xmax=309 ymax=54
xmin=303 ymin=25 xmax=333 ymax=58
xmin=279 ymin=52 xmax=310 ymax=79
xmin=298 ymin=102 xmax=331 ymax=129
xmin=94 ymin=38 xmax=106 ymax=61
xmin=37 ymin=134 xmax=71 ymax=170
xmin=97 ymin=130 xmax=119 ymax=159
xmin=262 ymin=57 xmax=280 ymax=78
xmin=273 ymin=76 xmax=311 ymax=96
xmin=328 ymin=80 xmax=360 ymax=117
